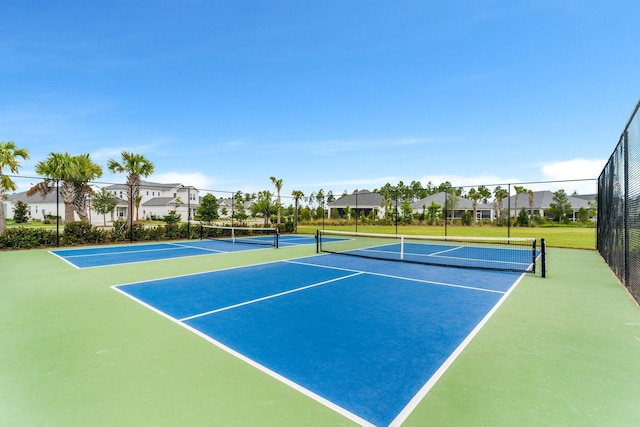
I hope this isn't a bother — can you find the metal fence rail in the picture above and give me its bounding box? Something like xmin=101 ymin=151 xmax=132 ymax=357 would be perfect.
xmin=598 ymin=100 xmax=640 ymax=304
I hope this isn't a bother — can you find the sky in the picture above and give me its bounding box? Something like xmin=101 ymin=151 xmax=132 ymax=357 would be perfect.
xmin=2 ymin=0 xmax=639 ymax=201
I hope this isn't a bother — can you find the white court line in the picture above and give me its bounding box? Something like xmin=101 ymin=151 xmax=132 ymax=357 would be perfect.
xmin=389 ymin=271 xmax=528 ymax=427
xmin=284 ymin=259 xmax=506 ymax=294
xmin=180 ymin=272 xmax=363 ymax=321
xmin=48 ymin=250 xmax=82 ymax=269
xmin=356 ymin=246 xmax=530 ymax=268
xmin=59 ymin=244 xmax=212 ymax=259
xmin=111 ymin=273 xmax=375 ymax=427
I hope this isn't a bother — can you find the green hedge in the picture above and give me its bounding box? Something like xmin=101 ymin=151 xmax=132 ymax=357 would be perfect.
xmin=0 ymin=221 xmax=201 ymax=250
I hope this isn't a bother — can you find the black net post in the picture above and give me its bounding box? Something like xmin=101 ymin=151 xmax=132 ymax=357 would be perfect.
xmin=541 ymin=238 xmax=546 ymax=278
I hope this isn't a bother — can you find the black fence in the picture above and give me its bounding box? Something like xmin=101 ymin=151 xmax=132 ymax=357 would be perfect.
xmin=598 ymin=99 xmax=640 ymax=305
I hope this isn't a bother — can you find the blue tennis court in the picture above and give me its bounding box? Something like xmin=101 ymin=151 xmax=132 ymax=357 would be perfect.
xmin=114 ymin=254 xmax=523 ymax=426
xmin=50 ymin=234 xmax=319 ymax=268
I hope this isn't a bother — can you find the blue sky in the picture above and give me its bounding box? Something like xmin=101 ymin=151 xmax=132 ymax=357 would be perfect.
xmin=2 ymin=0 xmax=638 ymax=198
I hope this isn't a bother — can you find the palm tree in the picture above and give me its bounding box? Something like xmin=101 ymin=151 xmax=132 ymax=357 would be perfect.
xmin=0 ymin=141 xmax=30 ymax=234
xmin=29 ymin=153 xmax=102 ymax=223
xmin=528 ymin=189 xmax=536 ymax=219
xmin=29 ymin=153 xmax=74 ymax=223
xmin=493 ymin=186 xmax=509 ymax=222
xmin=270 ymin=176 xmax=283 ymax=226
xmin=71 ymin=154 xmax=103 ymax=222
xmin=135 ymin=195 xmax=143 ymax=221
xmin=513 ymin=185 xmax=527 ymax=221
xmin=291 ymin=189 xmax=304 ymax=232
xmin=467 ymin=188 xmax=481 ymax=224
xmin=107 ymin=152 xmax=154 ymax=221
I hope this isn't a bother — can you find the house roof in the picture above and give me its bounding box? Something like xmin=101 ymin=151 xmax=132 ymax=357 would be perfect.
xmin=328 ymin=190 xmax=393 ymax=208
xmin=7 ymin=191 xmax=58 ymax=203
xmin=506 ymin=191 xmax=593 ymax=210
xmin=104 ymin=180 xmax=184 ymax=191
xmin=141 ymin=197 xmax=179 ymax=207
xmin=217 ymin=198 xmax=253 ymax=209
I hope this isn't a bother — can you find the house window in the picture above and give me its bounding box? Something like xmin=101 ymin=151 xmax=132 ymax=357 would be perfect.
xmin=146 ymin=191 xmax=149 ymax=195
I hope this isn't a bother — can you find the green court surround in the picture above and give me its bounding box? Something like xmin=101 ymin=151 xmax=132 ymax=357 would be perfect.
xmin=2 ymin=243 xmax=639 ymax=426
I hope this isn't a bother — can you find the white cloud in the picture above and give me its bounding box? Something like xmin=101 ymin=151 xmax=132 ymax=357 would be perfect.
xmin=541 ymin=158 xmax=604 ymax=181
xmin=538 ymin=158 xmax=604 ymax=194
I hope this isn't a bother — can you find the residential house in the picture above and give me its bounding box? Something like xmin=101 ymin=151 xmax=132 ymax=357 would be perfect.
xmin=327 ymin=190 xmax=398 ymax=219
xmin=104 ymin=181 xmax=199 ymax=222
xmin=506 ymin=191 xmax=596 ymax=221
xmin=3 ymin=180 xmax=199 ymax=225
xmin=411 ymin=192 xmax=494 ymax=221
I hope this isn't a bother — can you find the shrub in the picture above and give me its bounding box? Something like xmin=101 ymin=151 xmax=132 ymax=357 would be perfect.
xmin=111 ymin=220 xmax=129 ymax=242
xmin=461 ymin=211 xmax=472 ymax=226
xmin=0 ymin=227 xmax=58 ymax=249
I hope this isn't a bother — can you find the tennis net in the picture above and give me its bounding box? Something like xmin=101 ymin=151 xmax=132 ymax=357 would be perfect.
xmin=200 ymin=225 xmax=279 ymax=248
xmin=316 ymin=230 xmax=545 ymax=274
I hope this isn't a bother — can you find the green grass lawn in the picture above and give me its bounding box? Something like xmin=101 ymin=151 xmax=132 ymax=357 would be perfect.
xmin=296 ymin=224 xmax=596 ymax=250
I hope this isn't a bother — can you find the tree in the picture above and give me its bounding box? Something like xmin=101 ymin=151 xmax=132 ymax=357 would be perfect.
xmin=92 ymin=188 xmax=118 ymax=226
xmin=270 ymin=176 xmax=283 ymax=226
xmin=232 ymin=191 xmax=248 ymax=224
xmin=163 ymin=211 xmax=181 ymax=224
xmin=493 ymin=186 xmax=509 ymax=223
xmin=343 ymin=205 xmax=353 ymax=220
xmin=291 ymin=190 xmax=304 ymax=231
xmin=13 ymin=200 xmax=29 ymax=223
xmin=401 ymin=198 xmax=413 ymax=223
xmin=517 ymin=207 xmax=529 ymax=226
xmin=29 ymin=153 xmax=74 ymax=222
xmin=326 ymin=190 xmax=335 ymax=203
xmin=107 ymin=151 xmax=154 ymax=222
xmin=477 ymin=185 xmax=491 ymax=203
xmin=250 ymin=190 xmax=277 ymax=226
xmin=577 ymin=207 xmax=590 ymax=222
xmin=135 ymin=195 xmax=143 ymax=221
xmin=426 ymin=201 xmax=441 ymax=223
xmin=461 ymin=210 xmax=472 ymax=226
xmin=70 ymin=154 xmax=103 ymax=222
xmin=29 ymin=152 xmax=101 ymax=224
xmin=548 ymin=189 xmax=573 ymax=223
xmin=316 ymin=189 xmax=325 ymax=220
xmin=528 ymin=190 xmax=536 ymax=219
xmin=444 ymin=187 xmax=459 ymax=223
xmin=410 ymin=180 xmax=427 ymax=200
xmin=0 ymin=140 xmax=30 ymax=234
xmin=467 ymin=188 xmax=481 ymax=224
xmin=197 ymin=193 xmax=219 ymax=223
xmin=513 ymin=185 xmax=527 ymax=221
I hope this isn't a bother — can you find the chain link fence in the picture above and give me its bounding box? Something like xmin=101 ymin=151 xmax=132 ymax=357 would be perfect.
xmin=598 ymin=100 xmax=640 ymax=304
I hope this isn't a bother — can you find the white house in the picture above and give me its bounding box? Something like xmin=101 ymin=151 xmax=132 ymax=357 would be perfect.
xmin=104 ymin=181 xmax=199 ymax=222
xmin=3 ymin=180 xmax=199 ymax=225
